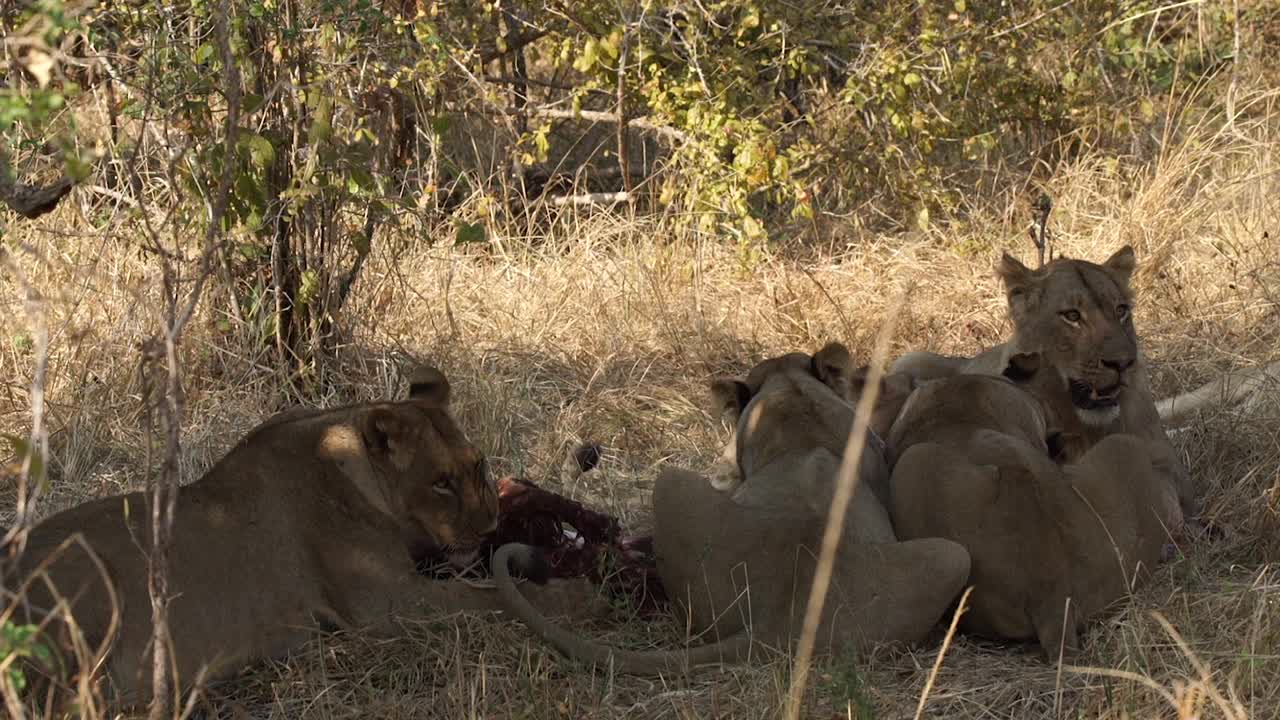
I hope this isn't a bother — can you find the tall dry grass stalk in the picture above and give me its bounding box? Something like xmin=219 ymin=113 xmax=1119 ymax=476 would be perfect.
xmin=783 ymin=289 xmax=906 ymax=720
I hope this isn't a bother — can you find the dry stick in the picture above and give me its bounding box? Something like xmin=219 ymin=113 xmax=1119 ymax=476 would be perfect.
xmin=913 ymin=587 xmax=972 ymax=720
xmin=1065 ymin=664 xmax=1180 ymax=710
xmin=145 ymin=2 xmax=240 ymax=717
xmin=551 ymin=191 xmax=630 ymax=207
xmin=1029 ymin=192 xmax=1052 ymax=267
xmin=783 ymin=289 xmax=909 ymax=720
xmin=615 ymin=19 xmax=633 ymax=196
xmin=0 ymin=534 xmax=121 ymax=719
xmin=0 ymin=248 xmax=50 ymax=557
xmin=1150 ymin=611 xmax=1246 ymax=719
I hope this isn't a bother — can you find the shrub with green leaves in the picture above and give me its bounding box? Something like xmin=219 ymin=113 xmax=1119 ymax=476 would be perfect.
xmin=1 ymin=0 xmax=1240 ymax=363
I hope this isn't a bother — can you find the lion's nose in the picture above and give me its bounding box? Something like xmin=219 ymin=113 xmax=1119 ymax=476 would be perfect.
xmin=1101 ymin=356 xmax=1134 ymax=373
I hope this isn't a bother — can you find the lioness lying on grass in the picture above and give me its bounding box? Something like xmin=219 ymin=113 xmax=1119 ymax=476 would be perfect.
xmin=892 ymin=245 xmax=1280 ymax=522
xmin=494 ymin=343 xmax=969 ymax=674
xmin=2 ymin=367 xmax=597 ymax=707
xmin=889 ymin=352 xmax=1183 ymax=659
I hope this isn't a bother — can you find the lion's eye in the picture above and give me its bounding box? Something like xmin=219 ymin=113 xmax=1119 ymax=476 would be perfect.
xmin=433 ymin=477 xmax=454 ymax=494
xmin=1060 ymin=309 xmax=1082 ymax=324
xmin=1116 ymin=304 xmax=1130 ymax=320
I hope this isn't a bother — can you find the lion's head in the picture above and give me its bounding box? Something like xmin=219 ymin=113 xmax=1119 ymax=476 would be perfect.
xmin=326 ymin=367 xmax=496 ymax=567
xmin=997 ymin=246 xmax=1138 ymax=428
xmin=707 ymin=342 xmax=855 ymax=490
xmin=999 ymin=351 xmax=1089 ymax=463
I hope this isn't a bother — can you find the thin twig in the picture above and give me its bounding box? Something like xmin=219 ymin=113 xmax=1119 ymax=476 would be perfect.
xmin=615 ymin=17 xmax=633 ymax=196
xmin=0 ymin=249 xmax=50 ymax=556
xmin=1028 ymin=192 xmax=1052 ymax=267
xmin=145 ymin=2 xmax=240 ymax=716
xmin=914 ymin=587 xmax=972 ymax=720
xmin=784 ymin=288 xmax=908 ymax=720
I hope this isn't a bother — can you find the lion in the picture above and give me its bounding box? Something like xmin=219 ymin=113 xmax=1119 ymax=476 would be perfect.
xmin=889 ymin=352 xmax=1183 ymax=659
xmin=889 ymin=246 xmax=1205 ymax=517
xmin=490 ymin=346 xmax=969 ymax=674
xmin=706 ymin=341 xmax=917 ymax=510
xmin=2 ymin=367 xmax=600 ymax=707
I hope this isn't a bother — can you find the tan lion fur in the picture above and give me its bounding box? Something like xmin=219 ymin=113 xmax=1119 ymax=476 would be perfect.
xmin=492 ymin=344 xmax=969 ymax=674
xmin=3 ymin=367 xmax=601 ymax=706
xmin=888 ymin=353 xmax=1183 ymax=659
xmin=889 ymin=246 xmax=1197 ymax=518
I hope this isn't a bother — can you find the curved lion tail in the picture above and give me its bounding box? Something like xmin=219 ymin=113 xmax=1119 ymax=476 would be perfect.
xmin=492 ymin=543 xmax=751 ymax=676
xmin=1157 ymin=360 xmax=1280 ymax=427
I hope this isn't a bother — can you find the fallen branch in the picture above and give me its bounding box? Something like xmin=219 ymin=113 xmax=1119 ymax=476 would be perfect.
xmin=550 ymin=190 xmax=630 ymax=207
xmin=526 ymin=107 xmax=690 ymax=144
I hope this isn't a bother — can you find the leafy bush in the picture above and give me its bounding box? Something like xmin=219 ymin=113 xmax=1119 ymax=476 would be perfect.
xmin=1 ymin=0 xmax=1240 ymax=364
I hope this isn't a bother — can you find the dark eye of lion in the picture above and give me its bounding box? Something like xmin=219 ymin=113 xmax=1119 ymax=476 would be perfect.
xmin=433 ymin=476 xmax=453 ymax=493
xmin=1116 ymin=304 xmax=1131 ymax=321
xmin=1060 ymin=309 xmax=1082 ymax=324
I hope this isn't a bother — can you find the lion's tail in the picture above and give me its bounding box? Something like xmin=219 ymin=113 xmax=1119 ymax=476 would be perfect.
xmin=493 ymin=543 xmax=751 ymax=676
xmin=1158 ymin=360 xmax=1280 ymax=427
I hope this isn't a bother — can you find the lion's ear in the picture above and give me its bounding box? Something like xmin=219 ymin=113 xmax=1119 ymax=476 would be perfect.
xmin=408 ymin=366 xmax=452 ymax=406
xmin=997 ymin=252 xmax=1035 ymax=298
xmin=811 ymin=342 xmax=853 ymax=393
xmin=1103 ymin=245 xmax=1136 ymax=285
xmin=710 ymin=377 xmax=751 ymax=426
xmin=363 ymin=407 xmax=415 ymax=469
xmin=880 ymin=371 xmax=917 ymax=400
xmin=850 ymin=367 xmax=916 ymax=409
xmin=1002 ymin=352 xmax=1042 ymax=382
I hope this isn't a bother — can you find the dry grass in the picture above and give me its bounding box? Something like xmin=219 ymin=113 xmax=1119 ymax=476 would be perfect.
xmin=3 ymin=84 xmax=1280 ymax=720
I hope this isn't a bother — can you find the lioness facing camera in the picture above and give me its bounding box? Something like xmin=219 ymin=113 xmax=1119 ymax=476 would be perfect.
xmin=493 ymin=344 xmax=969 ymax=674
xmin=890 ymin=247 xmax=1203 ymax=516
xmin=3 ymin=367 xmax=597 ymax=706
xmin=889 ymin=353 xmax=1182 ymax=659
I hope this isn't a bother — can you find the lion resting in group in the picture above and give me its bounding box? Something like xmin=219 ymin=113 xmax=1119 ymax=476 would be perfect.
xmin=892 ymin=244 xmax=1280 ymax=521
xmin=3 ymin=367 xmax=599 ymax=707
xmin=889 ymin=351 xmax=1184 ymax=658
xmin=494 ymin=343 xmax=969 ymax=674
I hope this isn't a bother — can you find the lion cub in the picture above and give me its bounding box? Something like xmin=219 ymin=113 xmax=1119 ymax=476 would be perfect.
xmin=888 ymin=353 xmax=1183 ymax=659
xmin=2 ymin=367 xmax=596 ymax=707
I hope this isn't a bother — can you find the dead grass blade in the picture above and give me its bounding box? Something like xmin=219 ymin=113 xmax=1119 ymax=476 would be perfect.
xmin=784 ymin=287 xmax=909 ymax=720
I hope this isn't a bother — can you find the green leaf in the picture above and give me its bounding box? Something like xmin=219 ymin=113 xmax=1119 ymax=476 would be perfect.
xmin=239 ymin=134 xmax=275 ymax=169
xmin=903 ymin=72 xmax=922 ymax=88
xmin=241 ymin=94 xmax=266 ymax=115
xmin=574 ymin=39 xmax=598 ymax=72
xmin=600 ymin=31 xmax=621 ymax=61
xmin=194 ymin=43 xmax=215 ymax=64
xmin=914 ymin=205 xmax=930 ymax=231
xmin=1 ymin=434 xmax=43 ymax=486
xmin=64 ymin=152 xmax=92 ymax=183
xmin=297 ymin=269 xmax=320 ymax=307
xmin=455 ymin=222 xmax=485 ymax=245
xmin=347 ymin=168 xmax=376 ymax=195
